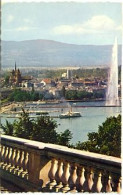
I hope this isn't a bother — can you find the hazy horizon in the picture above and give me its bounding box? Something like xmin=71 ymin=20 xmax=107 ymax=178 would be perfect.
xmin=1 ymin=38 xmax=122 ymax=46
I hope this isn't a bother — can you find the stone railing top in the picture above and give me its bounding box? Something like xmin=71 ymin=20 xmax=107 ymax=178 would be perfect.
xmin=1 ymin=134 xmax=121 ymax=168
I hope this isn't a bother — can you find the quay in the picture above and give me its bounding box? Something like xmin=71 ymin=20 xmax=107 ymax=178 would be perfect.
xmin=1 ymin=115 xmax=60 ymax=118
xmin=0 ymin=135 xmax=121 ymax=193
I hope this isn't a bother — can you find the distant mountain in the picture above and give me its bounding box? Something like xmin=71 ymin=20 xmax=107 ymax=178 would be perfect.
xmin=1 ymin=39 xmax=122 ymax=68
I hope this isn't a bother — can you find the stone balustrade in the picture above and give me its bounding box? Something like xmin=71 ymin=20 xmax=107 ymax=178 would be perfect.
xmin=0 ymin=135 xmax=121 ymax=193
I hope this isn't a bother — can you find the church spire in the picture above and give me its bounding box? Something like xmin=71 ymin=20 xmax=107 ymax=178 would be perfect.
xmin=15 ymin=62 xmax=16 ymax=71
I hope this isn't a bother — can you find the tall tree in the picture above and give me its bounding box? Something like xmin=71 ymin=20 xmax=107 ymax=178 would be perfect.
xmin=75 ymin=115 xmax=121 ymax=157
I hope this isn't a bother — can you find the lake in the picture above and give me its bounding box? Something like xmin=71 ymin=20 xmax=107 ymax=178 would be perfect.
xmin=1 ymin=101 xmax=121 ymax=145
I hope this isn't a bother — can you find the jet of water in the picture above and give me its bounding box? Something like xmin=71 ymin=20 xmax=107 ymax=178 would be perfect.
xmin=106 ymin=37 xmax=119 ymax=106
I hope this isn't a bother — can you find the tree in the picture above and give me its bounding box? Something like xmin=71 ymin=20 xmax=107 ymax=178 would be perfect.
xmin=57 ymin=129 xmax=72 ymax=146
xmin=65 ymin=90 xmax=77 ymax=100
xmin=75 ymin=115 xmax=121 ymax=157
xmin=2 ymin=109 xmax=72 ymax=146
xmin=13 ymin=108 xmax=34 ymax=139
xmin=32 ymin=115 xmax=58 ymax=143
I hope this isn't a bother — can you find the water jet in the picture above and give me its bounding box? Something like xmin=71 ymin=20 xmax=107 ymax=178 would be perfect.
xmin=106 ymin=37 xmax=119 ymax=106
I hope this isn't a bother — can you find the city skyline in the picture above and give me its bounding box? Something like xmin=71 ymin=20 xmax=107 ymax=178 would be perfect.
xmin=1 ymin=1 xmax=122 ymax=45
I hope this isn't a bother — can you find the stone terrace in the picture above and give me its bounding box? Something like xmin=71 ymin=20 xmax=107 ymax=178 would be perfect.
xmin=0 ymin=135 xmax=121 ymax=193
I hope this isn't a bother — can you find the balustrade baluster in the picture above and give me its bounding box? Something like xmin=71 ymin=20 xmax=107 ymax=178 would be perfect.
xmin=17 ymin=149 xmax=24 ymax=176
xmin=6 ymin=147 xmax=10 ymax=164
xmin=20 ymin=151 xmax=25 ymax=177
xmin=23 ymin=151 xmax=27 ymax=171
xmin=117 ymin=177 xmax=121 ymax=193
xmin=20 ymin=150 xmax=29 ymax=179
xmin=61 ymin=161 xmax=71 ymax=193
xmin=25 ymin=152 xmax=29 ymax=179
xmin=69 ymin=164 xmax=78 ymax=192
xmin=7 ymin=147 xmax=14 ymax=172
xmin=16 ymin=149 xmax=20 ymax=168
xmin=13 ymin=148 xmax=20 ymax=175
xmin=48 ymin=158 xmax=58 ymax=190
xmin=6 ymin=147 xmax=12 ymax=170
xmin=88 ymin=168 xmax=94 ymax=192
xmin=2 ymin=146 xmax=8 ymax=169
xmin=106 ymin=175 xmax=112 ymax=192
xmin=55 ymin=160 xmax=64 ymax=192
xmin=11 ymin=148 xmax=17 ymax=173
xmin=3 ymin=146 xmax=8 ymax=164
xmin=18 ymin=150 xmax=22 ymax=169
xmin=96 ymin=172 xmax=103 ymax=192
xmin=0 ymin=145 xmax=5 ymax=166
xmin=76 ymin=166 xmax=86 ymax=192
xmin=11 ymin=148 xmax=15 ymax=167
xmin=25 ymin=152 xmax=29 ymax=172
xmin=9 ymin=147 xmax=13 ymax=166
xmin=14 ymin=148 xmax=19 ymax=168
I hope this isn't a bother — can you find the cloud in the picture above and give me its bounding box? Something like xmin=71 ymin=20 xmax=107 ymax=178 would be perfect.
xmin=53 ymin=15 xmax=121 ymax=35
xmin=15 ymin=26 xmax=30 ymax=31
xmin=7 ymin=15 xmax=14 ymax=23
xmin=83 ymin=15 xmax=116 ymax=31
xmin=53 ymin=25 xmax=75 ymax=34
xmin=3 ymin=26 xmax=39 ymax=32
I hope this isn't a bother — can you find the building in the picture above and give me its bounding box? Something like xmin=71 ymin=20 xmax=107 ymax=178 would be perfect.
xmin=9 ymin=62 xmax=22 ymax=85
xmin=67 ymin=69 xmax=73 ymax=79
xmin=9 ymin=62 xmax=32 ymax=86
xmin=41 ymin=79 xmax=56 ymax=88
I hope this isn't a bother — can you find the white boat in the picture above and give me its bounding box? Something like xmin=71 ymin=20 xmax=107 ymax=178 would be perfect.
xmin=59 ymin=108 xmax=81 ymax=119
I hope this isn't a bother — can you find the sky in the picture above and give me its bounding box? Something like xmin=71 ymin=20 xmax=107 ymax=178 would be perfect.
xmin=1 ymin=1 xmax=122 ymax=45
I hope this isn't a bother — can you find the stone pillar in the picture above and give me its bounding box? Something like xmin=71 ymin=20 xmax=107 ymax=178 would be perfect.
xmin=28 ymin=150 xmax=41 ymax=184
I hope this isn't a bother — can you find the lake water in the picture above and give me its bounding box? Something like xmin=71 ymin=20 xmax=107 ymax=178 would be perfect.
xmin=1 ymin=101 xmax=121 ymax=145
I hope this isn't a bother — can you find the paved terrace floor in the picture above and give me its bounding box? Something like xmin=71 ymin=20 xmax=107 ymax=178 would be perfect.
xmin=0 ymin=179 xmax=25 ymax=193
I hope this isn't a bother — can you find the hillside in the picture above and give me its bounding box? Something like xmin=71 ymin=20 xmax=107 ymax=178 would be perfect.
xmin=1 ymin=39 xmax=122 ymax=68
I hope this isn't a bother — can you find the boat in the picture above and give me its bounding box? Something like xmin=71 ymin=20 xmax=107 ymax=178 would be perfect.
xmin=59 ymin=108 xmax=81 ymax=119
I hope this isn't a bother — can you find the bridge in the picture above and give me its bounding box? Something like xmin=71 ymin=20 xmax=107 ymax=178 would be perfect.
xmin=0 ymin=135 xmax=121 ymax=193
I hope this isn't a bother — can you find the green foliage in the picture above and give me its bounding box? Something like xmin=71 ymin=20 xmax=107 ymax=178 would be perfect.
xmin=77 ymin=90 xmax=93 ymax=99
xmin=93 ymin=91 xmax=105 ymax=99
xmin=57 ymin=129 xmax=73 ymax=146
xmin=2 ymin=109 xmax=72 ymax=146
xmin=73 ymin=68 xmax=108 ymax=79
xmin=13 ymin=108 xmax=34 ymax=139
xmin=65 ymin=89 xmax=105 ymax=100
xmin=65 ymin=90 xmax=93 ymax=100
xmin=8 ymin=89 xmax=44 ymax=102
xmin=32 ymin=115 xmax=58 ymax=143
xmin=1 ymin=120 xmax=14 ymax=136
xmin=65 ymin=90 xmax=78 ymax=100
xmin=4 ymin=75 xmax=10 ymax=85
xmin=43 ymin=69 xmax=65 ymax=79
xmin=75 ymin=115 xmax=121 ymax=157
